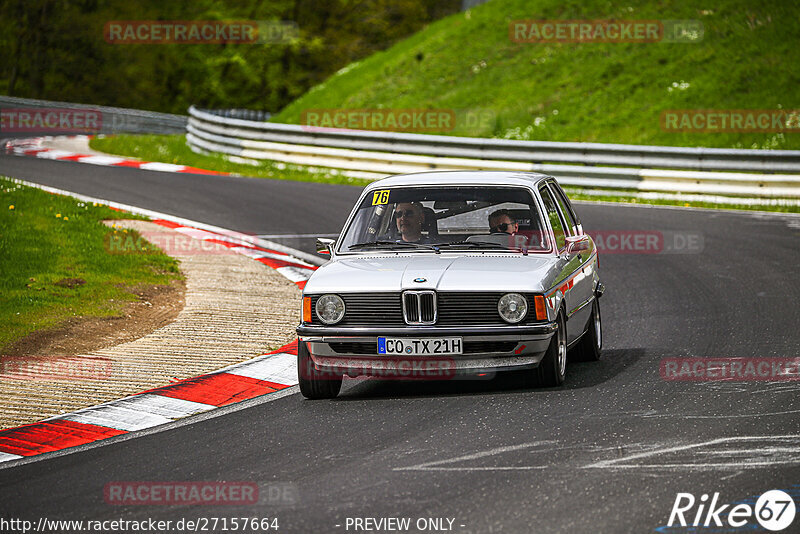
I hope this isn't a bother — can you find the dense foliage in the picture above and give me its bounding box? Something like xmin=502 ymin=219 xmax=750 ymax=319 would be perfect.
xmin=0 ymin=0 xmax=460 ymax=114
xmin=274 ymin=0 xmax=800 ymax=149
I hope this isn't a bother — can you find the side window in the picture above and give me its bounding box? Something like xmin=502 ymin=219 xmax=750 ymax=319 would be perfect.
xmin=548 ymin=183 xmax=578 ymax=236
xmin=551 ymin=182 xmax=581 ymax=232
xmin=539 ymin=186 xmax=566 ymax=251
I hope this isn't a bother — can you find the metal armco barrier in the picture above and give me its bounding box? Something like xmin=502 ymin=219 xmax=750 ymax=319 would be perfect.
xmin=187 ymin=106 xmax=800 ymax=198
xmin=0 ymin=95 xmax=187 ymax=136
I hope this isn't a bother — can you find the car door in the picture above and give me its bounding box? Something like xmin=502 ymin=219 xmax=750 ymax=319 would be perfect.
xmin=538 ymin=183 xmax=588 ymax=345
xmin=547 ymin=181 xmax=596 ymax=338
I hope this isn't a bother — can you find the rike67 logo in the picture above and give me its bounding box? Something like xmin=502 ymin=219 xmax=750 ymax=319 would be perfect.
xmin=668 ymin=490 xmax=796 ymax=531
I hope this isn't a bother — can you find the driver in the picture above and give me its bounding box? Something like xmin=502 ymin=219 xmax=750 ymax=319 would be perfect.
xmin=394 ymin=202 xmax=426 ymax=242
xmin=488 ymin=209 xmax=519 ymax=235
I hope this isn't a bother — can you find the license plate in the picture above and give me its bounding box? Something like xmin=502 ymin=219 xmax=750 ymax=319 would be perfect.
xmin=377 ymin=337 xmax=463 ymax=356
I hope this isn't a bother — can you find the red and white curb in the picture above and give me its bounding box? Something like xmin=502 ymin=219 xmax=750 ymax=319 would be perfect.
xmin=4 ymin=136 xmax=228 ymax=176
xmin=0 ymin=342 xmax=298 ymax=463
xmin=149 ymin=219 xmax=317 ymax=289
xmin=0 ymin=178 xmax=324 ymax=466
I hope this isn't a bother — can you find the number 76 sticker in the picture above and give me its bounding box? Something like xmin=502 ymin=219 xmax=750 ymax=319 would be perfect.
xmin=371 ymin=190 xmax=390 ymax=205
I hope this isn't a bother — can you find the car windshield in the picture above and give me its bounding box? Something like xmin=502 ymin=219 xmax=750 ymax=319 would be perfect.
xmin=338 ymin=185 xmax=551 ymax=253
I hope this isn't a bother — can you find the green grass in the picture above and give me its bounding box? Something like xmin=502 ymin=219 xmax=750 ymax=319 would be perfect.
xmin=0 ymin=177 xmax=182 ymax=352
xmin=272 ymin=0 xmax=800 ymax=150
xmin=89 ymin=134 xmax=372 ymax=187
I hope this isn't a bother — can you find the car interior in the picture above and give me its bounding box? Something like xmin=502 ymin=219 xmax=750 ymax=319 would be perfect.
xmin=381 ymin=202 xmax=547 ymax=250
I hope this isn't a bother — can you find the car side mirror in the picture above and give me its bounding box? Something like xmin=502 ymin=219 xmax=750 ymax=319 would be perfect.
xmin=566 ymin=235 xmax=590 ymax=255
xmin=316 ymin=237 xmax=336 ymax=255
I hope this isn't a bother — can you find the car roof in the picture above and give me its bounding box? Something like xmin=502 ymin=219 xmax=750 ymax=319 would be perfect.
xmin=365 ymin=170 xmax=554 ymax=190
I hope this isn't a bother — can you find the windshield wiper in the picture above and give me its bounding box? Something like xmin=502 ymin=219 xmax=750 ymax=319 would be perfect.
xmin=348 ymin=240 xmax=437 ymax=250
xmin=431 ymin=240 xmax=508 ymax=249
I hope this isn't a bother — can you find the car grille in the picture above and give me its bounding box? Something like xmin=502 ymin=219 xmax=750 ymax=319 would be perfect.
xmin=328 ymin=341 xmax=519 ymax=355
xmin=403 ymin=291 xmax=436 ymax=325
xmin=307 ymin=292 xmax=543 ymax=327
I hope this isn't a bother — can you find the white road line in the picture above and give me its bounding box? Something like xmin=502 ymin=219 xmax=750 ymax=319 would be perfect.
xmin=582 ymin=435 xmax=800 ymax=470
xmin=695 ymin=447 xmax=800 ymax=456
xmin=639 ymin=408 xmax=800 ymax=419
xmin=396 ymin=465 xmax=549 ymax=472
xmin=394 ymin=441 xmax=555 ymax=472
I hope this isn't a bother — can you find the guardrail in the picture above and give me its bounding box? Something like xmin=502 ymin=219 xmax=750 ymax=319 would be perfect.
xmin=187 ymin=107 xmax=800 ymax=172
xmin=1 ymin=95 xmax=187 ymax=136
xmin=187 ymin=107 xmax=800 ymax=198
xmin=210 ymin=108 xmax=271 ymax=122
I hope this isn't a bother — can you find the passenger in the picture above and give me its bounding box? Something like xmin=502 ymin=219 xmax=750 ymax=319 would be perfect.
xmin=488 ymin=209 xmax=519 ymax=235
xmin=394 ymin=202 xmax=426 ymax=242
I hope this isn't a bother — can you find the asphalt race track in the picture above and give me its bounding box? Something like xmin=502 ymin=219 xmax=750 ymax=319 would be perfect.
xmin=1 ymin=154 xmax=799 ymax=533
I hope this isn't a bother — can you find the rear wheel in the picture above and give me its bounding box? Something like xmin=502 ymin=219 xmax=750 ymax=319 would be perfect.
xmin=533 ymin=311 xmax=567 ymax=387
xmin=570 ymin=298 xmax=602 ymax=362
xmin=297 ymin=339 xmax=342 ymax=399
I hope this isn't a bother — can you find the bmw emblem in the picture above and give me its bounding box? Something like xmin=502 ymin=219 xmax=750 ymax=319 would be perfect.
xmin=413 ymin=277 xmax=426 ymax=283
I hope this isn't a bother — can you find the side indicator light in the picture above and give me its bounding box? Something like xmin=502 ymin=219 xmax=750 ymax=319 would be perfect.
xmin=303 ymin=296 xmax=312 ymax=323
xmin=534 ymin=295 xmax=547 ymax=321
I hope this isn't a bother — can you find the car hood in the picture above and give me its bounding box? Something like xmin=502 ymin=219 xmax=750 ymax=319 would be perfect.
xmin=304 ymin=254 xmax=561 ymax=294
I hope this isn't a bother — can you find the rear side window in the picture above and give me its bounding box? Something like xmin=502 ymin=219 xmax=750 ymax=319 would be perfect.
xmin=550 ymin=182 xmax=581 ymax=234
xmin=548 ymin=183 xmax=578 ymax=236
xmin=539 ymin=186 xmax=566 ymax=251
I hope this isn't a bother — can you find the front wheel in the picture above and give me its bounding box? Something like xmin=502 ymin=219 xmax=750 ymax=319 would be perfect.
xmin=570 ymin=298 xmax=602 ymax=362
xmin=533 ymin=311 xmax=567 ymax=387
xmin=297 ymin=339 xmax=342 ymax=399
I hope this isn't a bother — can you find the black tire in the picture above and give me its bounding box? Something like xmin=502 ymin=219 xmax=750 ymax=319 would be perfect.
xmin=570 ymin=298 xmax=602 ymax=362
xmin=297 ymin=339 xmax=342 ymax=399
xmin=533 ymin=311 xmax=567 ymax=387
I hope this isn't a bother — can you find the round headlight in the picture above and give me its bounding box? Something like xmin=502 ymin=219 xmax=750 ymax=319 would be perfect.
xmin=498 ymin=293 xmax=528 ymax=324
xmin=316 ymin=294 xmax=345 ymax=324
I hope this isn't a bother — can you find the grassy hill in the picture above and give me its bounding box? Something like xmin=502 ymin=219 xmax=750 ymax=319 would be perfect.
xmin=272 ymin=0 xmax=800 ymax=150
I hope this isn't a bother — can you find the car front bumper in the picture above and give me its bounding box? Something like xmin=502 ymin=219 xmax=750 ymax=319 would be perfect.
xmin=296 ymin=322 xmax=558 ymax=377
